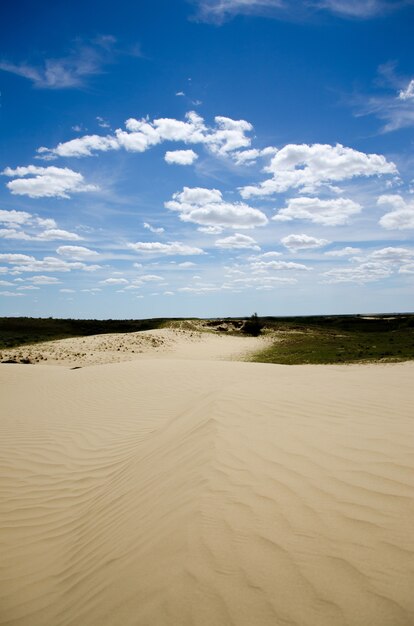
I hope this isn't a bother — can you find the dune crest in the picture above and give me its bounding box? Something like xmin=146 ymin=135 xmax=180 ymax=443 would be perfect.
xmin=1 ymin=334 xmax=413 ymax=625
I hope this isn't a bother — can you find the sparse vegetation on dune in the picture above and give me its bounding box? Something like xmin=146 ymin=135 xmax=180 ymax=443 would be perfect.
xmin=1 ymin=314 xmax=413 ymax=365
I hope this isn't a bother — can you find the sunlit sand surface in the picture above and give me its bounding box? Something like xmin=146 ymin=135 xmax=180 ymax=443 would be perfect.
xmin=1 ymin=329 xmax=413 ymax=626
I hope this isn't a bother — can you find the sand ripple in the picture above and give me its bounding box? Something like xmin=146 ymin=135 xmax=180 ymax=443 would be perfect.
xmin=1 ymin=359 xmax=413 ymax=625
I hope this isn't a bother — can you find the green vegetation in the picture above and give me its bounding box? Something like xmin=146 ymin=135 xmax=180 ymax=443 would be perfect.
xmin=252 ymin=314 xmax=414 ymax=364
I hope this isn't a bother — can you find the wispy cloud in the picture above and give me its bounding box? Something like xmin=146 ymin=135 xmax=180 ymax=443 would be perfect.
xmin=353 ymin=63 xmax=414 ymax=133
xmin=0 ymin=35 xmax=137 ymax=89
xmin=190 ymin=0 xmax=412 ymax=23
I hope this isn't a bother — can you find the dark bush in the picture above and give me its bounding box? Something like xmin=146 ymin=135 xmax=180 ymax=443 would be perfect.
xmin=242 ymin=313 xmax=263 ymax=337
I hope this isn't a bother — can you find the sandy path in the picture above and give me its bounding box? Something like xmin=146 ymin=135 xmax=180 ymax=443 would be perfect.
xmin=0 ymin=336 xmax=413 ymax=626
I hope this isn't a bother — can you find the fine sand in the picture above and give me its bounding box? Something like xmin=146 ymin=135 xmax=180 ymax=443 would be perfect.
xmin=0 ymin=329 xmax=413 ymax=626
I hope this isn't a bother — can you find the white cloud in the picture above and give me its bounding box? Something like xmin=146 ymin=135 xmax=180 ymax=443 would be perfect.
xmin=143 ymin=222 xmax=165 ymax=234
xmin=17 ymin=285 xmax=40 ymax=290
xmin=207 ymin=116 xmax=253 ymax=155
xmin=0 ymin=209 xmax=31 ymax=225
xmin=250 ymin=260 xmax=312 ymax=271
xmin=322 ymin=262 xmax=392 ymax=283
xmin=198 ymin=225 xmax=224 ymax=234
xmin=37 ymin=228 xmax=82 ymax=240
xmin=281 ymin=233 xmax=330 ymax=251
xmin=325 ymin=246 xmax=362 ymax=256
xmin=30 ymin=275 xmax=61 ymax=284
xmin=272 ymin=196 xmax=362 ymax=226
xmin=60 ymin=288 xmax=76 ymax=293
xmin=0 ymin=228 xmax=31 ymax=240
xmin=0 ymin=253 xmax=101 ymax=274
xmin=166 ymin=186 xmax=268 ymax=229
xmin=127 ymin=241 xmax=205 ymax=256
xmin=398 ymin=79 xmax=414 ymax=101
xmin=100 ymin=277 xmax=129 ymax=285
xmin=378 ymin=194 xmax=414 ymax=229
xmin=57 ymin=245 xmax=99 ymax=259
xmin=96 ymin=116 xmax=110 ymax=128
xmin=164 ymin=149 xmax=198 ymax=165
xmin=232 ymin=146 xmax=277 ymax=165
xmin=38 ymin=134 xmax=119 ymax=158
xmin=136 ymin=274 xmax=164 ymax=282
xmin=241 ymin=143 xmax=397 ymax=198
xmin=38 ymin=111 xmax=253 ymax=161
xmin=36 ymin=217 xmax=57 ymax=228
xmin=369 ymin=246 xmax=414 ymax=262
xmin=0 ymin=290 xmax=25 ymax=297
xmin=3 ymin=165 xmax=98 ymax=198
xmin=178 ymin=261 xmax=196 ymax=267
xmin=0 ymin=253 xmax=35 ymax=263
xmin=215 ymin=233 xmax=260 ymax=250
xmin=261 ymin=251 xmax=282 ymax=258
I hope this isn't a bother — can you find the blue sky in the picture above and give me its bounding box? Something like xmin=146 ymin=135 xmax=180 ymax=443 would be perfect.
xmin=1 ymin=0 xmax=414 ymax=318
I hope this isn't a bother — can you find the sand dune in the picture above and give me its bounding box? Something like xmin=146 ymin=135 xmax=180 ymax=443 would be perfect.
xmin=1 ymin=332 xmax=413 ymax=625
xmin=0 ymin=327 xmax=269 ymax=366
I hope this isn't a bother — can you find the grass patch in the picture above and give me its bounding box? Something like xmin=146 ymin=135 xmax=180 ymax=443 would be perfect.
xmin=251 ymin=315 xmax=414 ymax=364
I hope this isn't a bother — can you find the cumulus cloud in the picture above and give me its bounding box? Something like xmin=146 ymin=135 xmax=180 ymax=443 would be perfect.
xmin=0 ymin=228 xmax=31 ymax=240
xmin=37 ymin=229 xmax=82 ymax=240
xmin=272 ymin=196 xmax=362 ymax=226
xmin=37 ymin=111 xmax=253 ymax=161
xmin=0 ymin=209 xmax=31 ymax=225
xmin=322 ymin=262 xmax=392 ymax=283
xmin=164 ymin=149 xmax=198 ymax=165
xmin=57 ymin=245 xmax=99 ymax=259
xmin=38 ymin=135 xmax=119 ymax=158
xmin=0 ymin=209 xmax=82 ymax=241
xmin=198 ymin=225 xmax=224 ymax=234
xmin=2 ymin=165 xmax=98 ymax=198
xmin=0 ymin=290 xmax=25 ymax=297
xmin=100 ymin=277 xmax=129 ymax=285
xmin=321 ymin=245 xmax=414 ymax=283
xmin=250 ymin=259 xmax=312 ymax=271
xmin=325 ymin=246 xmax=362 ymax=256
xmin=215 ymin=233 xmax=260 ymax=250
xmin=281 ymin=233 xmax=330 ymax=251
xmin=0 ymin=253 xmax=101 ymax=274
xmin=127 ymin=241 xmax=205 ymax=256
xmin=378 ymin=194 xmax=414 ymax=229
xmin=232 ymin=146 xmax=277 ymax=165
xmin=30 ymin=275 xmax=61 ymax=284
xmin=165 ymin=186 xmax=268 ymax=229
xmin=369 ymin=246 xmax=414 ymax=262
xmin=240 ymin=143 xmax=397 ymax=198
